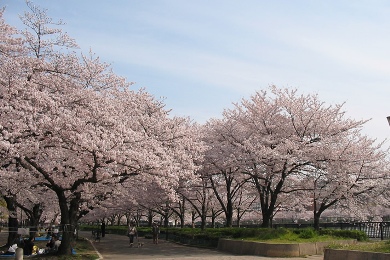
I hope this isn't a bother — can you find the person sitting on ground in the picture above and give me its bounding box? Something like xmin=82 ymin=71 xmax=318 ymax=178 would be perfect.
xmin=46 ymin=226 xmax=53 ymax=238
xmin=23 ymin=236 xmax=35 ymax=255
xmin=45 ymin=235 xmax=56 ymax=252
xmin=32 ymin=245 xmax=40 ymax=255
xmin=2 ymin=243 xmax=17 ymax=255
xmin=53 ymin=236 xmax=61 ymax=251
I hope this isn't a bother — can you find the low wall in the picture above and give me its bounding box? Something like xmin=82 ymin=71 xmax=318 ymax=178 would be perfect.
xmin=217 ymin=238 xmax=356 ymax=257
xmin=324 ymin=249 xmax=390 ymax=260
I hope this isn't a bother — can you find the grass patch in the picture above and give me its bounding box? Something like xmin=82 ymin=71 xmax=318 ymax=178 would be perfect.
xmin=328 ymin=240 xmax=390 ymax=254
xmin=318 ymin=229 xmax=368 ymax=241
xmin=164 ymin=227 xmax=367 ymax=243
xmin=241 ymin=228 xmax=352 ymax=243
xmin=37 ymin=237 xmax=98 ymax=259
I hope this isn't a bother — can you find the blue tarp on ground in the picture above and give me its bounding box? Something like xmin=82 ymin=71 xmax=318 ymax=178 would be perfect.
xmin=35 ymin=236 xmax=50 ymax=241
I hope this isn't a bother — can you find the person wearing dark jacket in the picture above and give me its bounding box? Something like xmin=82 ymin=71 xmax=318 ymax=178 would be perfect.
xmin=101 ymin=221 xmax=106 ymax=237
xmin=23 ymin=237 xmax=35 ymax=255
xmin=46 ymin=236 xmax=56 ymax=252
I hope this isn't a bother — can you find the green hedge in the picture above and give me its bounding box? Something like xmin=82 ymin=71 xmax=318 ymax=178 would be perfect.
xmin=318 ymin=228 xmax=368 ymax=241
xmin=79 ymin=225 xmax=368 ymax=242
xmin=164 ymin=227 xmax=368 ymax=241
xmin=166 ymin=227 xmax=294 ymax=240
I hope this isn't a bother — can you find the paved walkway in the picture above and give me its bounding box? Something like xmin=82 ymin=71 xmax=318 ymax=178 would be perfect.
xmin=0 ymin=230 xmax=324 ymax=259
xmin=82 ymin=231 xmax=324 ymax=260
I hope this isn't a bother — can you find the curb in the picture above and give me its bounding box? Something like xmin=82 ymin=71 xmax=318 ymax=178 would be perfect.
xmin=85 ymin=237 xmax=104 ymax=260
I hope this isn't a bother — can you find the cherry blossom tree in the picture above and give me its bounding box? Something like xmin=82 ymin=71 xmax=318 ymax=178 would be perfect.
xmin=170 ymin=194 xmax=187 ymax=228
xmin=0 ymin=2 xmax=203 ymax=255
xmin=207 ymin=170 xmax=247 ymax=228
xmin=233 ymin=184 xmax=258 ymax=227
xmin=210 ymin=86 xmax=386 ymax=228
xmin=200 ymin=121 xmax=252 ymax=227
xmin=0 ymin=5 xmax=30 ymax=245
xmin=176 ymin=175 xmax=213 ymax=229
xmin=303 ymin=134 xmax=389 ymax=229
xmin=208 ymin=197 xmax=225 ymax=228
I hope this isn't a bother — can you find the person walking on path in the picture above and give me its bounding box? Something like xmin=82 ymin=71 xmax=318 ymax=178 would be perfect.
xmin=127 ymin=222 xmax=137 ymax=247
xmin=101 ymin=221 xmax=106 ymax=238
xmin=152 ymin=222 xmax=160 ymax=244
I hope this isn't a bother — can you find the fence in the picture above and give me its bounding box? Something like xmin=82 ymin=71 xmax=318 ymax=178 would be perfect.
xmin=272 ymin=222 xmax=390 ymax=240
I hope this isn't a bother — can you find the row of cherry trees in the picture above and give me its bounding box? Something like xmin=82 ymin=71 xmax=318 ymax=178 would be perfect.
xmin=85 ymin=88 xmax=389 ymax=231
xmin=1 ymin=2 xmax=389 ymax=255
xmin=201 ymin=87 xmax=390 ymax=229
xmin=0 ymin=2 xmax=204 ymax=254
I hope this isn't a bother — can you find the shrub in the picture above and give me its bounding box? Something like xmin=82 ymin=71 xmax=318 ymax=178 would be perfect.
xmin=295 ymin=228 xmax=317 ymax=239
xmin=318 ymin=229 xmax=368 ymax=241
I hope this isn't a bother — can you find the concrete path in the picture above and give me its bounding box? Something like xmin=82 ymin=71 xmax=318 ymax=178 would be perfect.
xmin=82 ymin=231 xmax=324 ymax=260
xmin=0 ymin=230 xmax=323 ymax=259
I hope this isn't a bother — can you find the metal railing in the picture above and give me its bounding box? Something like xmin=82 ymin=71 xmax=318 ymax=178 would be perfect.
xmin=272 ymin=222 xmax=390 ymax=240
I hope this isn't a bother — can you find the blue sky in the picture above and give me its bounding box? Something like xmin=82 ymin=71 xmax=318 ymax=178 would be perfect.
xmin=2 ymin=0 xmax=390 ymax=146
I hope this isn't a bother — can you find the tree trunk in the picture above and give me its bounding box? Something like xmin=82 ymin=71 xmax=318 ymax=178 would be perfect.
xmin=236 ymin=208 xmax=241 ymax=227
xmin=260 ymin=210 xmax=272 ymax=228
xmin=163 ymin=204 xmax=169 ymax=228
xmin=225 ymin=201 xmax=233 ymax=227
xmin=179 ymin=214 xmax=184 ymax=228
xmin=16 ymin=202 xmax=43 ymax=238
xmin=252 ymin=174 xmax=283 ymax=228
xmin=200 ymin=211 xmax=206 ymax=230
xmin=174 ymin=197 xmax=186 ymax=228
xmin=313 ymin=212 xmax=321 ymax=230
xmin=147 ymin=210 xmax=153 ymax=227
xmin=191 ymin=211 xmax=196 ymax=228
xmin=259 ymin=187 xmax=277 ymax=228
xmin=134 ymin=210 xmax=142 ymax=226
xmin=200 ymin=198 xmax=207 ymax=230
xmin=29 ymin=204 xmax=43 ymax=237
xmin=313 ymin=205 xmax=327 ymax=231
xmin=56 ymin=192 xmax=79 ymax=255
xmin=180 ymin=197 xmax=185 ymax=228
xmin=209 ymin=170 xmax=237 ymax=228
xmin=4 ymin=196 xmax=18 ymax=247
xmin=210 ymin=209 xmax=223 ymax=228
xmin=313 ymin=200 xmax=337 ymax=231
xmin=31 ymin=204 xmax=43 ymax=226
